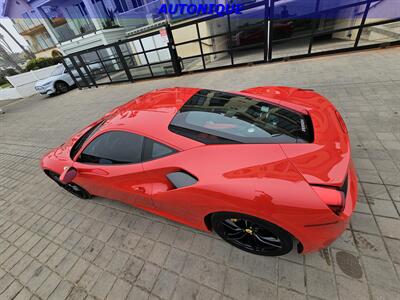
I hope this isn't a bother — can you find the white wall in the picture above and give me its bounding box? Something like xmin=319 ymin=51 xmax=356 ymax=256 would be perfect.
xmin=0 ymin=88 xmax=22 ymax=101
xmin=5 ymin=64 xmax=61 ymax=99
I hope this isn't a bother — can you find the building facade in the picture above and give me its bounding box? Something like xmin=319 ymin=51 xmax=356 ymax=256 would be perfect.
xmin=2 ymin=0 xmax=399 ymax=59
xmin=2 ymin=0 xmax=171 ymax=55
xmin=2 ymin=0 xmax=57 ymax=58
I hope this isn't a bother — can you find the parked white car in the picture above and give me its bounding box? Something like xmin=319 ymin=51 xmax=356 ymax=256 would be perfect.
xmin=35 ymin=65 xmax=75 ymax=96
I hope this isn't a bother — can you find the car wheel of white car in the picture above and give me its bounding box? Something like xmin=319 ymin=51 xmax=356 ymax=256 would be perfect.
xmin=55 ymin=81 xmax=69 ymax=94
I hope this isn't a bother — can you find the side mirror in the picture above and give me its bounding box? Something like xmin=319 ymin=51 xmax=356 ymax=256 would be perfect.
xmin=59 ymin=167 xmax=77 ymax=184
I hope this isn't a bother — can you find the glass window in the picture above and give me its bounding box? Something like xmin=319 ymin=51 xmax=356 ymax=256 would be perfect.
xmin=358 ymin=22 xmax=400 ymax=46
xmin=131 ymin=0 xmax=144 ymax=9
xmin=151 ymin=62 xmax=175 ymax=76
xmin=114 ymin=0 xmax=128 ymax=13
xmin=204 ymin=52 xmax=232 ymax=69
xmin=170 ymin=90 xmax=313 ymax=144
xmin=365 ymin=0 xmax=399 ymax=23
xmin=198 ymin=17 xmax=229 ymax=39
xmin=70 ymin=121 xmax=105 ymax=159
xmin=177 ymin=42 xmax=202 ymax=58
xmin=274 ymin=0 xmax=318 ymax=18
xmin=230 ymin=6 xmax=265 ymax=34
xmin=22 ymin=12 xmax=34 ymax=27
xmin=311 ymin=28 xmax=356 ymax=53
xmin=272 ymin=35 xmax=311 ymax=59
xmin=98 ymin=47 xmax=119 ymax=60
xmin=172 ymin=25 xmax=198 ymax=44
xmin=92 ymin=0 xmax=108 ymax=20
xmin=65 ymin=2 xmax=95 ymax=34
xmin=143 ymin=138 xmax=177 ymax=161
xmin=78 ymin=131 xmax=144 ymax=164
xmin=36 ymin=34 xmax=47 ymax=50
xmin=43 ymin=32 xmax=55 ymax=48
xmin=319 ymin=0 xmax=363 ymax=11
xmin=315 ymin=5 xmax=364 ymax=32
xmin=130 ymin=66 xmax=152 ymax=79
xmin=272 ymin=0 xmax=316 ymax=40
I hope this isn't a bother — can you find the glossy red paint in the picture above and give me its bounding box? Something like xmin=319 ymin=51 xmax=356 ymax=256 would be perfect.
xmin=41 ymin=87 xmax=358 ymax=253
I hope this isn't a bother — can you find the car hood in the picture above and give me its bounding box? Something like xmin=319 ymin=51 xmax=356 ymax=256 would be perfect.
xmin=35 ymin=76 xmax=58 ymax=87
xmin=241 ymin=86 xmax=350 ymax=187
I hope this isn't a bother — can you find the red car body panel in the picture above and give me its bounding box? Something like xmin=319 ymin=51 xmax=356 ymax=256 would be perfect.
xmin=240 ymin=86 xmax=351 ymax=186
xmin=41 ymin=87 xmax=357 ymax=253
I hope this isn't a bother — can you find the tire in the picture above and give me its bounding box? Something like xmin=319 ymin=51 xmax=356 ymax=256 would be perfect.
xmin=55 ymin=81 xmax=69 ymax=94
xmin=45 ymin=170 xmax=92 ymax=200
xmin=211 ymin=212 xmax=293 ymax=256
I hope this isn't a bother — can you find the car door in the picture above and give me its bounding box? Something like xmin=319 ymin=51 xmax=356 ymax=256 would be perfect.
xmin=141 ymin=138 xmax=202 ymax=222
xmin=72 ymin=130 xmax=154 ymax=209
xmin=62 ymin=69 xmax=75 ymax=86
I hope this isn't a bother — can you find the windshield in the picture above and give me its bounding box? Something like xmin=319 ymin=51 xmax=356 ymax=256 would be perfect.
xmin=50 ymin=65 xmax=65 ymax=77
xmin=169 ymin=90 xmax=313 ymax=144
xmin=70 ymin=121 xmax=105 ymax=159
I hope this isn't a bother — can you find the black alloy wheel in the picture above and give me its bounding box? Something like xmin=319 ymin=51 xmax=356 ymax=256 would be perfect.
xmin=55 ymin=81 xmax=69 ymax=94
xmin=45 ymin=170 xmax=92 ymax=200
xmin=211 ymin=212 xmax=293 ymax=256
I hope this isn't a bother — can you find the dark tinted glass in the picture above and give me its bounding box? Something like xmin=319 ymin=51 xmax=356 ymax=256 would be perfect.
xmin=143 ymin=138 xmax=177 ymax=161
xmin=78 ymin=131 xmax=144 ymax=164
xmin=170 ymin=90 xmax=313 ymax=144
xmin=70 ymin=121 xmax=104 ymax=159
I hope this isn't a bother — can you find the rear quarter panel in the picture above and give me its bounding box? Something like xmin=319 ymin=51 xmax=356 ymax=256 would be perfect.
xmin=242 ymin=86 xmax=351 ymax=186
xmin=143 ymin=144 xmax=337 ymax=239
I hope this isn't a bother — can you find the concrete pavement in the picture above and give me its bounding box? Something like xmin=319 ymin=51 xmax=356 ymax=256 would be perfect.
xmin=0 ymin=47 xmax=400 ymax=299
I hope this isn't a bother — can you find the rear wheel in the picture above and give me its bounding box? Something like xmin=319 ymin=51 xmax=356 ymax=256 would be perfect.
xmin=55 ymin=81 xmax=69 ymax=94
xmin=45 ymin=170 xmax=91 ymax=199
xmin=211 ymin=212 xmax=293 ymax=256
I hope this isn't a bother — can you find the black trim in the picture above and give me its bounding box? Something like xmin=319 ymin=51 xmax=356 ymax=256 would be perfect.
xmin=166 ymin=171 xmax=198 ymax=189
xmin=310 ymin=174 xmax=349 ymax=194
xmin=142 ymin=138 xmax=178 ymax=162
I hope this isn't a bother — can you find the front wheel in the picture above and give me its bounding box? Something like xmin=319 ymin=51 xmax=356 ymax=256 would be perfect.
xmin=211 ymin=212 xmax=293 ymax=256
xmin=55 ymin=81 xmax=69 ymax=94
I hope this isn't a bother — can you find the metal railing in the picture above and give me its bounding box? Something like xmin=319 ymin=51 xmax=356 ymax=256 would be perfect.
xmin=30 ymin=42 xmax=55 ymax=53
xmin=116 ymin=0 xmax=166 ymax=31
xmin=13 ymin=13 xmax=44 ymax=34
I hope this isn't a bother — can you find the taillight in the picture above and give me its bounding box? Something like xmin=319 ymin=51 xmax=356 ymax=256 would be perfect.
xmin=335 ymin=111 xmax=348 ymax=133
xmin=311 ymin=186 xmax=345 ymax=215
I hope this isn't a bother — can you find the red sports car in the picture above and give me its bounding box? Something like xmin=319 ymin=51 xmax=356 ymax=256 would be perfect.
xmin=41 ymin=87 xmax=357 ymax=256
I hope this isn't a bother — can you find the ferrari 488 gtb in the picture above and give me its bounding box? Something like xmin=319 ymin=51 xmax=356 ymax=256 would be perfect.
xmin=41 ymin=87 xmax=357 ymax=256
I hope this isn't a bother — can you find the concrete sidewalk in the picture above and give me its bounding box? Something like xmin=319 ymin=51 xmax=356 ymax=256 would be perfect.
xmin=0 ymin=47 xmax=400 ymax=300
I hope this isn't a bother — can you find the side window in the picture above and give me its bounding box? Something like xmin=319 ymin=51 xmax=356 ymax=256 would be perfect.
xmin=143 ymin=138 xmax=177 ymax=161
xmin=70 ymin=121 xmax=105 ymax=159
xmin=78 ymin=131 xmax=144 ymax=165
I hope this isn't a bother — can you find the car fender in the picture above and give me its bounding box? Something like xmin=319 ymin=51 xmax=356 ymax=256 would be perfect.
xmin=62 ymin=73 xmax=75 ymax=86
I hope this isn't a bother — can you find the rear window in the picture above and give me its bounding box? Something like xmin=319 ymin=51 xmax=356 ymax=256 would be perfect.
xmin=169 ymin=90 xmax=313 ymax=144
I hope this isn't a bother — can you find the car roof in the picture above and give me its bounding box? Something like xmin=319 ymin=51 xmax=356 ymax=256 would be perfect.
xmin=97 ymin=87 xmax=204 ymax=150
